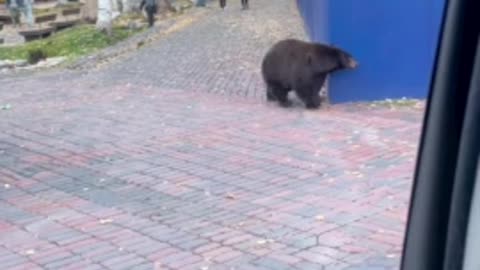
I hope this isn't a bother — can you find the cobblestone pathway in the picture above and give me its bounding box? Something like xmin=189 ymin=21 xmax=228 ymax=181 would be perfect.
xmin=0 ymin=0 xmax=424 ymax=269
xmin=92 ymin=0 xmax=307 ymax=98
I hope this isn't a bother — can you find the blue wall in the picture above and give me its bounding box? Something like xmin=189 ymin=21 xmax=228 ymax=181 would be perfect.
xmin=297 ymin=1 xmax=329 ymax=43
xmin=297 ymin=0 xmax=445 ymax=103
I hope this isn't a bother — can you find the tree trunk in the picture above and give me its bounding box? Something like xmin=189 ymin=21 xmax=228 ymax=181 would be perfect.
xmin=96 ymin=0 xmax=120 ymax=34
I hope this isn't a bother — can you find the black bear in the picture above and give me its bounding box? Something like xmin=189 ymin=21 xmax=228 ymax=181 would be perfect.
xmin=219 ymin=0 xmax=226 ymax=9
xmin=261 ymin=39 xmax=358 ymax=109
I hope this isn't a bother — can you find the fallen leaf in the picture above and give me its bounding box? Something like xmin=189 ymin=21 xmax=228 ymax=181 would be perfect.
xmin=225 ymin=193 xmax=236 ymax=200
xmin=4 ymin=183 xmax=11 ymax=189
xmin=99 ymin=218 xmax=114 ymax=224
xmin=24 ymin=249 xmax=35 ymax=255
xmin=341 ymin=245 xmax=367 ymax=254
xmin=256 ymin=239 xmax=267 ymax=245
xmin=154 ymin=261 xmax=163 ymax=270
xmin=315 ymin=215 xmax=325 ymax=221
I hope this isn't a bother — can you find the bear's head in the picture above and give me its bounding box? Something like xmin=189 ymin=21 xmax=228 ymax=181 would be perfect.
xmin=307 ymin=44 xmax=358 ymax=74
xmin=337 ymin=49 xmax=358 ymax=70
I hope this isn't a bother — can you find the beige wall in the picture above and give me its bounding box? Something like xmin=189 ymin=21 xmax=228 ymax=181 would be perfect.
xmin=81 ymin=0 xmax=98 ymax=22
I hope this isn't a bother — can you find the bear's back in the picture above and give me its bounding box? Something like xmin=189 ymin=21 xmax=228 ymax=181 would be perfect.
xmin=262 ymin=39 xmax=311 ymax=73
xmin=269 ymin=39 xmax=310 ymax=58
xmin=265 ymin=39 xmax=336 ymax=66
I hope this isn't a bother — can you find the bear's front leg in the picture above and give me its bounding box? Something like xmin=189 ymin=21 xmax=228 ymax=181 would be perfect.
xmin=296 ymin=85 xmax=321 ymax=109
xmin=305 ymin=74 xmax=327 ymax=109
xmin=305 ymin=95 xmax=321 ymax=109
xmin=274 ymin=88 xmax=292 ymax=107
xmin=269 ymin=83 xmax=292 ymax=107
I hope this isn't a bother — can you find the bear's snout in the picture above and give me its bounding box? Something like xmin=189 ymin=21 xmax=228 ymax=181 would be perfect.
xmin=348 ymin=58 xmax=359 ymax=69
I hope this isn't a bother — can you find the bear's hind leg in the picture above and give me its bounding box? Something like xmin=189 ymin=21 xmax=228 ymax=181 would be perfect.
xmin=272 ymin=87 xmax=292 ymax=107
xmin=266 ymin=85 xmax=277 ymax=102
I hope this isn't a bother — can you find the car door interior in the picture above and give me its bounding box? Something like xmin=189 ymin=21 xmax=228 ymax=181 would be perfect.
xmin=400 ymin=0 xmax=480 ymax=269
xmin=463 ymin=157 xmax=480 ymax=270
xmin=442 ymin=38 xmax=480 ymax=270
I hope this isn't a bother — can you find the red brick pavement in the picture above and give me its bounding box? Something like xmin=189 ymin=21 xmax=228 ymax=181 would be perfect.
xmin=0 ymin=79 xmax=423 ymax=269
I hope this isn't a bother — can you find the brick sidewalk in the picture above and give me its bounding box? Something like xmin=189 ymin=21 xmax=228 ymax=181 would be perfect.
xmin=0 ymin=81 xmax=422 ymax=269
xmin=0 ymin=0 xmax=424 ymax=269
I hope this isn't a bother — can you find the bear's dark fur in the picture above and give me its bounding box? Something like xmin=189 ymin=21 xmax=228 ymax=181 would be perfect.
xmin=261 ymin=39 xmax=358 ymax=109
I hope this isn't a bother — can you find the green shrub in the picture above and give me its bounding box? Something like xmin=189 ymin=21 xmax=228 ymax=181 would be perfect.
xmin=27 ymin=48 xmax=47 ymax=64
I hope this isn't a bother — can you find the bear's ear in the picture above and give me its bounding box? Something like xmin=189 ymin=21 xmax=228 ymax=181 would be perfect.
xmin=339 ymin=52 xmax=349 ymax=66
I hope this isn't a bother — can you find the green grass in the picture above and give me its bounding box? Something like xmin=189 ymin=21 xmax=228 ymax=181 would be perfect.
xmin=0 ymin=24 xmax=144 ymax=61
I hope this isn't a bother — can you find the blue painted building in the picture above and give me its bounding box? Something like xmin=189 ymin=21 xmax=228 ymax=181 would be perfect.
xmin=296 ymin=0 xmax=445 ymax=103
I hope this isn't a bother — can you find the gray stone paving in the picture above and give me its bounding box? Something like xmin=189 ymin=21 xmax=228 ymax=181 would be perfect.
xmin=92 ymin=0 xmax=307 ymax=98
